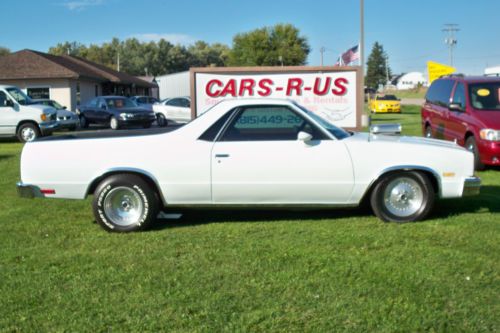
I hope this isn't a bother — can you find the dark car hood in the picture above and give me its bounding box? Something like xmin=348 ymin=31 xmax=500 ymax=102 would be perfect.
xmin=474 ymin=110 xmax=500 ymax=129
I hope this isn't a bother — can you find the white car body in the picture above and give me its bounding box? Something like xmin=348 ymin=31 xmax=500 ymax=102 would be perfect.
xmin=152 ymin=96 xmax=191 ymax=124
xmin=0 ymin=85 xmax=58 ymax=140
xmin=17 ymin=99 xmax=479 ymax=230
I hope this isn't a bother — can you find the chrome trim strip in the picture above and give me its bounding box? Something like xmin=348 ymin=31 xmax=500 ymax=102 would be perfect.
xmin=164 ymin=203 xmax=359 ymax=209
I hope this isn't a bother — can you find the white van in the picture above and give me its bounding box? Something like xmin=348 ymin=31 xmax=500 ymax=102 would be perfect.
xmin=0 ymin=85 xmax=58 ymax=142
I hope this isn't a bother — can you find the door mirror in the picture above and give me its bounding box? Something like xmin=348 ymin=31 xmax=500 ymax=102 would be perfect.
xmin=62 ymin=106 xmax=67 ymax=110
xmin=449 ymin=103 xmax=464 ymax=112
xmin=100 ymin=104 xmax=107 ymax=110
xmin=297 ymin=131 xmax=313 ymax=143
xmin=3 ymin=99 xmax=14 ymax=107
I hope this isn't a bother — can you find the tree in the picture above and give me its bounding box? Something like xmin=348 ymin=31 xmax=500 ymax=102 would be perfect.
xmin=0 ymin=46 xmax=10 ymax=57
xmin=366 ymin=42 xmax=391 ymax=89
xmin=228 ymin=24 xmax=310 ymax=66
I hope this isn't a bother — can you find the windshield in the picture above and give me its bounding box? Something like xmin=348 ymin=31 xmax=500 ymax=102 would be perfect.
xmin=51 ymin=100 xmax=63 ymax=109
xmin=105 ymin=98 xmax=137 ymax=109
xmin=469 ymin=82 xmax=500 ymax=111
xmin=378 ymin=95 xmax=398 ymax=101
xmin=6 ymin=87 xmax=32 ymax=105
xmin=293 ymin=102 xmax=351 ymax=139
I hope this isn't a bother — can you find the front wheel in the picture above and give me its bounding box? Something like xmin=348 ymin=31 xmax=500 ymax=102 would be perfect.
xmin=424 ymin=125 xmax=432 ymax=138
xmin=17 ymin=123 xmax=41 ymax=143
xmin=110 ymin=116 xmax=120 ymax=130
xmin=370 ymin=171 xmax=435 ymax=223
xmin=92 ymin=174 xmax=159 ymax=232
xmin=465 ymin=136 xmax=485 ymax=170
xmin=156 ymin=113 xmax=168 ymax=127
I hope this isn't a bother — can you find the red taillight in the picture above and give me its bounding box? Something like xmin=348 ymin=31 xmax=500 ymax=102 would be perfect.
xmin=41 ymin=189 xmax=56 ymax=195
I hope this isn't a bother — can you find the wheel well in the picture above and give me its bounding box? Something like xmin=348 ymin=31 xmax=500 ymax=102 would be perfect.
xmin=87 ymin=171 xmax=165 ymax=205
xmin=464 ymin=131 xmax=474 ymax=141
xmin=360 ymin=169 xmax=440 ymax=206
xmin=16 ymin=120 xmax=40 ymax=133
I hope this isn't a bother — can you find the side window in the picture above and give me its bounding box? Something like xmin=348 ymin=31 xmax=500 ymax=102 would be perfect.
xmin=452 ymin=83 xmax=466 ymax=109
xmin=166 ymin=98 xmax=180 ymax=106
xmin=181 ymin=98 xmax=190 ymax=108
xmin=426 ymin=79 xmax=454 ymax=107
xmin=0 ymin=91 xmax=10 ymax=107
xmin=87 ymin=98 xmax=98 ymax=107
xmin=198 ymin=109 xmax=236 ymax=141
xmin=220 ymin=106 xmax=326 ymax=142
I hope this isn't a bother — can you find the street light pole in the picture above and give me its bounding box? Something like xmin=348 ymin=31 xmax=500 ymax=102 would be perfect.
xmin=320 ymin=46 xmax=326 ymax=66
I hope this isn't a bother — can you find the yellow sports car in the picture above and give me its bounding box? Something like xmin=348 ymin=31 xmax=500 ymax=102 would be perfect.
xmin=369 ymin=94 xmax=401 ymax=113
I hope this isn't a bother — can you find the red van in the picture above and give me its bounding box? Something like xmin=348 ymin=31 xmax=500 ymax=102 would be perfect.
xmin=421 ymin=75 xmax=500 ymax=169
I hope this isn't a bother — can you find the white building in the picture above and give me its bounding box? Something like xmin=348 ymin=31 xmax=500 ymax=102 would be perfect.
xmin=395 ymin=72 xmax=427 ymax=90
xmin=484 ymin=66 xmax=500 ymax=76
xmin=156 ymin=71 xmax=190 ymax=100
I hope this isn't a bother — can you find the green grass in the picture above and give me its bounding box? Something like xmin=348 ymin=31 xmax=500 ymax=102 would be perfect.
xmin=1 ymin=109 xmax=499 ymax=332
xmin=391 ymin=88 xmax=427 ymax=99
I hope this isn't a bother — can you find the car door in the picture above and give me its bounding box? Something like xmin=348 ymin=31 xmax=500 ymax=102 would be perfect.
xmin=96 ymin=98 xmax=111 ymax=123
xmin=447 ymin=82 xmax=468 ymax=144
xmin=210 ymin=105 xmax=354 ymax=204
xmin=81 ymin=98 xmax=98 ymax=122
xmin=0 ymin=91 xmax=18 ymax=135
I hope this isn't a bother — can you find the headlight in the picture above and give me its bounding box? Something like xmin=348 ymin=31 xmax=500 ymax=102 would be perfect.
xmin=479 ymin=129 xmax=500 ymax=141
xmin=40 ymin=114 xmax=47 ymax=121
xmin=120 ymin=113 xmax=134 ymax=119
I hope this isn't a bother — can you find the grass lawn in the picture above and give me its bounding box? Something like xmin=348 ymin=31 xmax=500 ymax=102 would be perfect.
xmin=390 ymin=88 xmax=427 ymax=99
xmin=1 ymin=107 xmax=499 ymax=332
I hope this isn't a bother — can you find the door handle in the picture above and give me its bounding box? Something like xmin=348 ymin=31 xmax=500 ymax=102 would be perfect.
xmin=215 ymin=154 xmax=230 ymax=158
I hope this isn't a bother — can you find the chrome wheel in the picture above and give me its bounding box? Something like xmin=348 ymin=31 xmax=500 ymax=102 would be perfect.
xmin=110 ymin=117 xmax=119 ymax=130
xmin=21 ymin=127 xmax=36 ymax=142
xmin=425 ymin=126 xmax=432 ymax=138
xmin=383 ymin=177 xmax=424 ymax=217
xmin=103 ymin=186 xmax=144 ymax=226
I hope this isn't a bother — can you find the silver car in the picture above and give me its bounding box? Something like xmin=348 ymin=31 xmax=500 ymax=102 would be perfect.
xmin=31 ymin=99 xmax=79 ymax=131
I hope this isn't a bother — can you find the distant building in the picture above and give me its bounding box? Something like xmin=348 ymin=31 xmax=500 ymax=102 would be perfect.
xmin=394 ymin=72 xmax=427 ymax=90
xmin=484 ymin=65 xmax=500 ymax=76
xmin=0 ymin=49 xmax=156 ymax=110
xmin=156 ymin=71 xmax=190 ymax=100
xmin=136 ymin=76 xmax=159 ymax=99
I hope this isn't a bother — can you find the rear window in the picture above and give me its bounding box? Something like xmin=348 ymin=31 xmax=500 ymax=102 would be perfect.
xmin=426 ymin=79 xmax=455 ymax=107
xmin=469 ymin=82 xmax=500 ymax=111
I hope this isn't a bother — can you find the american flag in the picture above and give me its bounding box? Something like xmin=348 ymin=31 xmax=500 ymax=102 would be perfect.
xmin=338 ymin=44 xmax=360 ymax=66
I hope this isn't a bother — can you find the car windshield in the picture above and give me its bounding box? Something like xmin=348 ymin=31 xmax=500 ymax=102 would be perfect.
xmin=105 ymin=98 xmax=137 ymax=108
xmin=469 ymin=82 xmax=500 ymax=111
xmin=51 ymin=100 xmax=63 ymax=109
xmin=293 ymin=102 xmax=351 ymax=139
xmin=378 ymin=95 xmax=398 ymax=100
xmin=6 ymin=87 xmax=32 ymax=105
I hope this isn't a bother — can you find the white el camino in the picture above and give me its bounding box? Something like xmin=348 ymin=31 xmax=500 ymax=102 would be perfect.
xmin=17 ymin=99 xmax=480 ymax=232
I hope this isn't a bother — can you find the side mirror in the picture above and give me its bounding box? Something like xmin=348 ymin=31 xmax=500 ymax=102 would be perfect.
xmin=298 ymin=131 xmax=313 ymax=143
xmin=449 ymin=103 xmax=464 ymax=112
xmin=4 ymin=99 xmax=14 ymax=107
xmin=62 ymin=106 xmax=67 ymax=110
xmin=101 ymin=105 xmax=107 ymax=110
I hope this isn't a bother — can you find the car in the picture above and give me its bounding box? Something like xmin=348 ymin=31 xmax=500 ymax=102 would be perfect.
xmin=153 ymin=96 xmax=191 ymax=127
xmin=31 ymin=99 xmax=79 ymax=131
xmin=17 ymin=99 xmax=480 ymax=232
xmin=369 ymin=94 xmax=401 ymax=113
xmin=77 ymin=96 xmax=156 ymax=130
xmin=0 ymin=85 xmax=58 ymax=142
xmin=422 ymin=75 xmax=500 ymax=169
xmin=130 ymin=96 xmax=159 ymax=111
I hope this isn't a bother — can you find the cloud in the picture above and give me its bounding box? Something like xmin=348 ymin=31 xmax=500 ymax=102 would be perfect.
xmin=60 ymin=0 xmax=105 ymax=11
xmin=131 ymin=33 xmax=197 ymax=46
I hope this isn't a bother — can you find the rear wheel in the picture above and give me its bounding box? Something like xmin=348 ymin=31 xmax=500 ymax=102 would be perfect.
xmin=156 ymin=113 xmax=168 ymax=127
xmin=465 ymin=136 xmax=485 ymax=170
xmin=370 ymin=171 xmax=435 ymax=223
xmin=17 ymin=123 xmax=41 ymax=143
xmin=92 ymin=174 xmax=159 ymax=232
xmin=80 ymin=115 xmax=89 ymax=129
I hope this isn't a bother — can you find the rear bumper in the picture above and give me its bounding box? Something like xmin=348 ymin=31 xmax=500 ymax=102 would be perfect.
xmin=16 ymin=182 xmax=43 ymax=198
xmin=462 ymin=176 xmax=481 ymax=196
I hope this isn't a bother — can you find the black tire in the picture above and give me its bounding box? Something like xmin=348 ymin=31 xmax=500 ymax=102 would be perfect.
xmin=156 ymin=113 xmax=168 ymax=127
xmin=92 ymin=174 xmax=159 ymax=232
xmin=80 ymin=115 xmax=89 ymax=129
xmin=143 ymin=122 xmax=152 ymax=129
xmin=17 ymin=123 xmax=41 ymax=143
xmin=69 ymin=125 xmax=77 ymax=131
xmin=465 ymin=136 xmax=485 ymax=170
xmin=424 ymin=125 xmax=433 ymax=138
xmin=370 ymin=171 xmax=435 ymax=223
xmin=110 ymin=116 xmax=120 ymax=130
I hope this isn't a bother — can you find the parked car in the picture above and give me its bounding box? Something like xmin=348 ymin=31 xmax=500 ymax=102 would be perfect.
xmin=77 ymin=96 xmax=156 ymax=130
xmin=31 ymin=99 xmax=79 ymax=131
xmin=422 ymin=75 xmax=500 ymax=169
xmin=130 ymin=96 xmax=159 ymax=111
xmin=153 ymin=96 xmax=191 ymax=126
xmin=0 ymin=85 xmax=58 ymax=142
xmin=369 ymin=94 xmax=401 ymax=113
xmin=17 ymin=99 xmax=479 ymax=232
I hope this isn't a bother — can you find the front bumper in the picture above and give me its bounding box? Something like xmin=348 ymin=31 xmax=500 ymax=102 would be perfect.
xmin=39 ymin=121 xmax=60 ymax=135
xmin=16 ymin=182 xmax=43 ymax=198
xmin=462 ymin=176 xmax=481 ymax=196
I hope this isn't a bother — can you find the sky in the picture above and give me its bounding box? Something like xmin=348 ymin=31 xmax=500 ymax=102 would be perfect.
xmin=1 ymin=0 xmax=499 ymax=75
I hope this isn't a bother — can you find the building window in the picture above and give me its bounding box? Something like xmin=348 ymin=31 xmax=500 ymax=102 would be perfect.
xmin=26 ymin=87 xmax=50 ymax=99
xmin=76 ymin=82 xmax=81 ymax=106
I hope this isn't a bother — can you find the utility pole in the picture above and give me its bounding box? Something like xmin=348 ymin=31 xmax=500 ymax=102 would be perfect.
xmin=320 ymin=46 xmax=326 ymax=66
xmin=360 ymin=0 xmax=364 ymax=86
xmin=385 ymin=55 xmax=389 ymax=84
xmin=117 ymin=49 xmax=120 ymax=72
xmin=443 ymin=23 xmax=459 ymax=67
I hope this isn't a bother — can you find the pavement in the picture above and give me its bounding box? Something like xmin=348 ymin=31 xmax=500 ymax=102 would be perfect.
xmin=54 ymin=123 xmax=182 ymax=139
